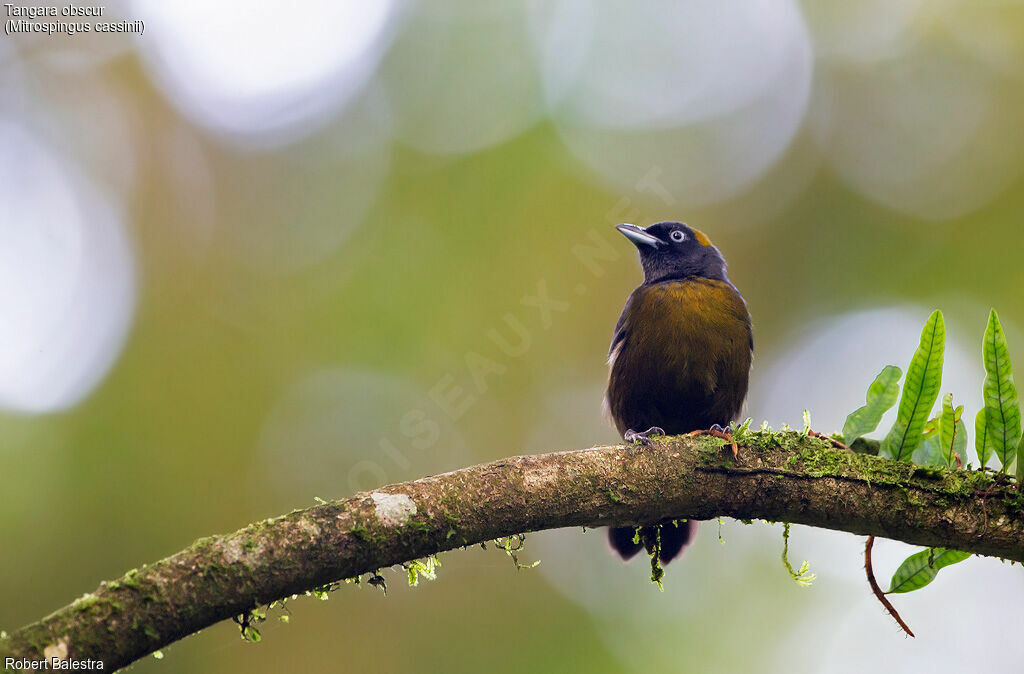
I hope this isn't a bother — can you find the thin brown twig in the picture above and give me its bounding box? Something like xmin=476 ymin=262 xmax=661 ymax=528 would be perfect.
xmin=864 ymin=535 xmax=915 ymax=638
xmin=808 ymin=429 xmax=849 ymax=450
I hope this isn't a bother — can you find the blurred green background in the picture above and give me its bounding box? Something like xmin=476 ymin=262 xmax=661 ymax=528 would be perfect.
xmin=3 ymin=2 xmax=1024 ymax=672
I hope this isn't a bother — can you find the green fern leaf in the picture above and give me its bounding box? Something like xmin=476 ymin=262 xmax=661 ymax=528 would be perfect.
xmin=982 ymin=309 xmax=1021 ymax=471
xmin=841 ymin=365 xmax=902 ymax=444
xmin=938 ymin=394 xmax=955 ymax=466
xmin=912 ymin=416 xmax=941 ymax=465
xmin=937 ymin=397 xmax=966 ymax=467
xmin=975 ymin=408 xmax=991 ymax=468
xmin=952 ymin=415 xmax=967 ymax=467
xmin=881 ymin=311 xmax=945 ymax=462
xmin=889 ymin=547 xmax=970 ymax=594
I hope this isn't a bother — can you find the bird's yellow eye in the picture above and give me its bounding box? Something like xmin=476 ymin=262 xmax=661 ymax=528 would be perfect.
xmin=670 ymin=230 xmax=685 ymax=242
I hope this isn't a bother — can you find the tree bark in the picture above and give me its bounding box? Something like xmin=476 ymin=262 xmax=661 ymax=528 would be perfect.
xmin=2 ymin=431 xmax=1020 ymax=671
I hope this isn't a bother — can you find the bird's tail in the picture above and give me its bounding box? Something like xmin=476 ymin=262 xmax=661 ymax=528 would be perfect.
xmin=607 ymin=519 xmax=696 ymax=564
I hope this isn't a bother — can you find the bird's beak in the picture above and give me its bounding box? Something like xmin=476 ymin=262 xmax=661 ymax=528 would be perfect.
xmin=616 ymin=224 xmax=661 ymax=249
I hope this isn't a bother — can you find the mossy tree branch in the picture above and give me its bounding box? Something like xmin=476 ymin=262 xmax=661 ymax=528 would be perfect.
xmin=3 ymin=431 xmax=1022 ymax=670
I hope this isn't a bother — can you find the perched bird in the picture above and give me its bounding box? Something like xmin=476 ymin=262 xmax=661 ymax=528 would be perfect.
xmin=604 ymin=222 xmax=752 ymax=564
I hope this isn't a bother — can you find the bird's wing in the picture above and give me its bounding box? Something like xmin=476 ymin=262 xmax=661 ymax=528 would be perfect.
xmin=608 ymin=290 xmax=636 ymax=357
xmin=727 ymin=280 xmax=754 ymax=354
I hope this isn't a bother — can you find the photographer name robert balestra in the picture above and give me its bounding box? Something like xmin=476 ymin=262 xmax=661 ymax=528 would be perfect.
xmin=4 ymin=657 xmax=104 ymax=670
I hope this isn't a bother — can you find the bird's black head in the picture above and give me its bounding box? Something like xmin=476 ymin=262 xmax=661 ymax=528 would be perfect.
xmin=616 ymin=221 xmax=727 ymax=284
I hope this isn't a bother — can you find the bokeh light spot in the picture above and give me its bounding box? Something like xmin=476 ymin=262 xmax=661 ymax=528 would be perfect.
xmin=534 ymin=0 xmax=813 ymax=207
xmin=133 ymin=0 xmax=397 ymax=146
xmin=0 ymin=121 xmax=136 ymax=414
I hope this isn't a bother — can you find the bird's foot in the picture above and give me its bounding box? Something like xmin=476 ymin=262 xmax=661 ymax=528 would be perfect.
xmin=688 ymin=424 xmax=738 ymax=459
xmin=624 ymin=426 xmax=665 ymax=448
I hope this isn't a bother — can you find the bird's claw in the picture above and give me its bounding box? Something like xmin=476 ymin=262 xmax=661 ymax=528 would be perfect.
xmin=624 ymin=426 xmax=665 ymax=448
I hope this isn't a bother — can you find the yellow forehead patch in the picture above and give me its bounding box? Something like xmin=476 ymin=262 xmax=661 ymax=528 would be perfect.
xmin=690 ymin=227 xmax=712 ymax=247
